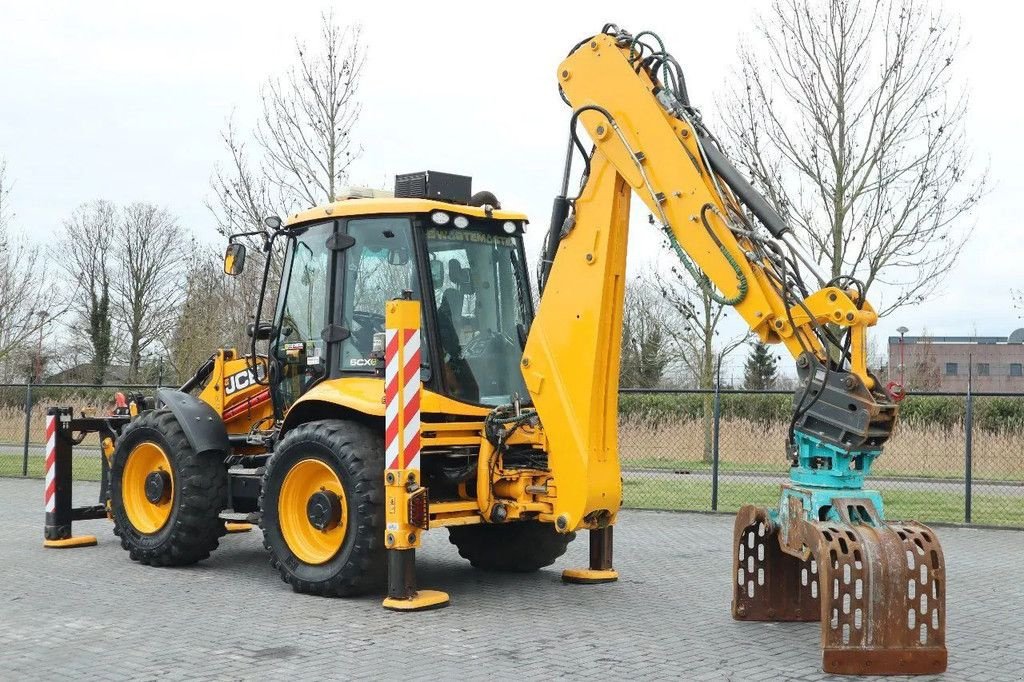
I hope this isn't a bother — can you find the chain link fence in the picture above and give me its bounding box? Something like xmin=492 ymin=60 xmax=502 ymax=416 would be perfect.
xmin=620 ymin=387 xmax=1024 ymax=528
xmin=0 ymin=382 xmax=158 ymax=482
xmin=1 ymin=382 xmax=1020 ymax=528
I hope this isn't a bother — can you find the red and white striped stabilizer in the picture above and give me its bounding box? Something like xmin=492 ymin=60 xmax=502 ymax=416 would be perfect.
xmin=384 ymin=327 xmax=421 ymax=471
xmin=44 ymin=413 xmax=57 ymax=513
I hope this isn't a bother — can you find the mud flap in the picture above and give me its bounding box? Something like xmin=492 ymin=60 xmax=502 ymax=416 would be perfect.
xmin=733 ymin=504 xmax=947 ymax=675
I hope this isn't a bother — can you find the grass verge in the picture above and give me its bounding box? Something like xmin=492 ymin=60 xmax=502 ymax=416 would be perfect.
xmin=622 ymin=478 xmax=1024 ymax=527
xmin=4 ymin=454 xmax=1020 ymax=527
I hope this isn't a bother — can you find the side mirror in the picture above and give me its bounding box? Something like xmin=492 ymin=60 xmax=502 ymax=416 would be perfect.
xmin=224 ymin=243 xmax=246 ymax=276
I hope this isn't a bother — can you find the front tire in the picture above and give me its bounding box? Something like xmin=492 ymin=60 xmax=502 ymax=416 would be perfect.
xmin=109 ymin=410 xmax=227 ymax=566
xmin=448 ymin=521 xmax=575 ymax=572
xmin=259 ymin=420 xmax=385 ymax=596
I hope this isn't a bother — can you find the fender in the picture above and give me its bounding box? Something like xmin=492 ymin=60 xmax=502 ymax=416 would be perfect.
xmin=156 ymin=388 xmax=230 ymax=457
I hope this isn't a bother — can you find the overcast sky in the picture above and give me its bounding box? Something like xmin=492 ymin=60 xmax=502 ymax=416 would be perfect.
xmin=1 ymin=1 xmax=1020 ymax=380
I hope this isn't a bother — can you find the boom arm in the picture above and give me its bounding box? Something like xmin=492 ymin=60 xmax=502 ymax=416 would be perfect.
xmin=522 ymin=29 xmax=898 ymax=530
xmin=518 ymin=27 xmax=944 ymax=674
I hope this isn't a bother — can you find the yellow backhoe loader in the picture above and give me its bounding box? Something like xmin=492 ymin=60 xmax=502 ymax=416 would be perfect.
xmin=43 ymin=25 xmax=945 ymax=675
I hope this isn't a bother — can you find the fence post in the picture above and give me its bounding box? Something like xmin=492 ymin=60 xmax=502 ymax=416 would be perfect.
xmin=964 ymin=362 xmax=973 ymax=524
xmin=711 ymin=358 xmax=722 ymax=512
xmin=21 ymin=378 xmax=33 ymax=476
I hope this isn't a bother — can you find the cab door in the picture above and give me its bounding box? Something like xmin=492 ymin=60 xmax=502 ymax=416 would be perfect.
xmin=271 ymin=220 xmax=336 ymax=413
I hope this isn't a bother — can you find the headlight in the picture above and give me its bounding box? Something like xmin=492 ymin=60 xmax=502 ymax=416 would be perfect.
xmin=431 ymin=211 xmax=451 ymax=225
xmin=453 ymin=215 xmax=469 ymax=229
xmin=502 ymin=221 xmax=517 ymax=234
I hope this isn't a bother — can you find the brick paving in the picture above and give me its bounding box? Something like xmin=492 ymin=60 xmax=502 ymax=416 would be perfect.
xmin=1 ymin=478 xmax=1021 ymax=680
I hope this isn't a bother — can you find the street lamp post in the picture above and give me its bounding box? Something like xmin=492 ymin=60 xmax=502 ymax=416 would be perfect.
xmin=34 ymin=310 xmax=49 ymax=383
xmin=896 ymin=326 xmax=909 ymax=386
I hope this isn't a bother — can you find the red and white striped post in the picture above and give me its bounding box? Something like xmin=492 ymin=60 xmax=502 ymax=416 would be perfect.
xmin=44 ymin=412 xmax=57 ymax=517
xmin=381 ymin=294 xmax=448 ymax=611
xmin=43 ymin=407 xmax=97 ymax=548
xmin=384 ymin=325 xmax=421 ymax=473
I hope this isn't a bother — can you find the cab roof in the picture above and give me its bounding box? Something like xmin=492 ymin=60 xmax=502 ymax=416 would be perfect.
xmin=286 ymin=197 xmax=529 ymax=228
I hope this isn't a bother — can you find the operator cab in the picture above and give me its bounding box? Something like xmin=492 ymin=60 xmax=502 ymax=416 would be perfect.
xmin=227 ymin=171 xmax=533 ymax=414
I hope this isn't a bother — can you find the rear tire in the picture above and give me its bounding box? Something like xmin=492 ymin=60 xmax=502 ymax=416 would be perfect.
xmin=259 ymin=419 xmax=385 ymax=596
xmin=110 ymin=409 xmax=227 ymax=566
xmin=448 ymin=521 xmax=575 ymax=572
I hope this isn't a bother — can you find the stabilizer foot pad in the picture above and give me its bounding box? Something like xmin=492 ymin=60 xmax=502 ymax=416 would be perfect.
xmin=224 ymin=522 xmax=253 ymax=533
xmin=382 ymin=589 xmax=450 ymax=612
xmin=824 ymin=646 xmax=948 ymax=675
xmin=43 ymin=535 xmax=97 ymax=549
xmin=562 ymin=568 xmax=618 ymax=584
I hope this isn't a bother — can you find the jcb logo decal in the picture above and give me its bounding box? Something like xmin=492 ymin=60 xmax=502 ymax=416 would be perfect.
xmin=225 ymin=366 xmax=265 ymax=396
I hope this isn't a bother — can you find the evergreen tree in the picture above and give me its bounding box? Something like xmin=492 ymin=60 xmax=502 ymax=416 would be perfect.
xmin=743 ymin=341 xmax=778 ymax=390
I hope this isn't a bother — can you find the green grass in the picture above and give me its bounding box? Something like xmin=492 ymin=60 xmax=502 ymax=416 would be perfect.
xmin=5 ymin=453 xmax=1020 ymax=527
xmin=623 ymin=458 xmax=781 ymax=474
xmin=622 ymin=456 xmax=1024 ymax=482
xmin=622 ymin=478 xmax=1024 ymax=527
xmin=0 ymin=454 xmax=104 ymax=481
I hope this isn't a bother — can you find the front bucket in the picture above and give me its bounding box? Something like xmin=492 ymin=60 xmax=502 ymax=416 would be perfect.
xmin=733 ymin=505 xmax=947 ymax=675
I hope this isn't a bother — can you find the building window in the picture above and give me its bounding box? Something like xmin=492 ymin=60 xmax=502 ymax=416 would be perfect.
xmin=1012 ymin=363 xmax=1023 ymax=377
xmin=945 ymin=362 xmax=958 ymax=376
xmin=977 ymin=363 xmax=990 ymax=376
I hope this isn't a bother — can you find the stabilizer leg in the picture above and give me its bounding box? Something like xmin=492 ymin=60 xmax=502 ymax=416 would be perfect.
xmin=381 ymin=548 xmax=449 ymax=612
xmin=379 ymin=299 xmax=449 ymax=612
xmin=563 ymin=525 xmax=619 ymax=584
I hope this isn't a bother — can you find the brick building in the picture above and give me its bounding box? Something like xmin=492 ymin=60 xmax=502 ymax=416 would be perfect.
xmin=888 ymin=329 xmax=1024 ymax=393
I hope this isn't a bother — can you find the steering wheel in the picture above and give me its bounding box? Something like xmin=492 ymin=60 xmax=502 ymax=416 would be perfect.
xmin=351 ymin=310 xmax=385 ymax=331
xmin=350 ymin=310 xmax=385 ymax=353
xmin=463 ymin=329 xmax=515 ymax=359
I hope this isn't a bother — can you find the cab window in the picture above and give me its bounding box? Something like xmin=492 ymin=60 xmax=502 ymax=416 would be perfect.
xmin=339 ymin=217 xmax=420 ymax=371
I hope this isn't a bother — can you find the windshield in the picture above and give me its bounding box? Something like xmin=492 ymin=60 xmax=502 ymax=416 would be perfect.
xmin=425 ymin=226 xmax=531 ymax=406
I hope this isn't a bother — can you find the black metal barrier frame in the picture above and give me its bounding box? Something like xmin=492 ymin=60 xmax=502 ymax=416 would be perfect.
xmin=42 ymin=406 xmax=131 ymax=548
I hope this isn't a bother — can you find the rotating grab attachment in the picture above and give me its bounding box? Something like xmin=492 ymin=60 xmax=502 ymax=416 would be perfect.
xmin=733 ymin=500 xmax=946 ymax=675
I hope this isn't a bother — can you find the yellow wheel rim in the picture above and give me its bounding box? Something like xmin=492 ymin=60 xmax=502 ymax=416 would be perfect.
xmin=122 ymin=442 xmax=174 ymax=534
xmin=279 ymin=459 xmax=348 ymax=565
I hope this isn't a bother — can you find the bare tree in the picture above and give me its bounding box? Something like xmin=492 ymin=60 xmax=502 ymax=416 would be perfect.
xmin=258 ymin=14 xmax=364 ymax=209
xmin=207 ymin=115 xmax=276 ymax=239
xmin=167 ymin=243 xmax=265 ymax=380
xmin=0 ymin=159 xmax=60 ymax=378
xmin=55 ymin=200 xmax=119 ymax=383
xmin=660 ymin=274 xmax=748 ymax=390
xmin=658 ymin=272 xmax=748 ymax=463
xmin=115 ymin=203 xmax=187 ymax=381
xmin=208 ymin=11 xmax=365 ymax=236
xmin=1013 ymin=290 xmax=1023 ymax=317
xmin=725 ymin=0 xmax=986 ymax=316
xmin=203 ymin=13 xmax=364 ymax=352
xmin=904 ymin=330 xmax=940 ymax=390
xmin=620 ymin=276 xmax=674 ymax=388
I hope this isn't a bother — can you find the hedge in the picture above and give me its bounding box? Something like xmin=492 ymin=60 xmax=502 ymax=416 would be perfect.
xmin=620 ymin=392 xmax=1024 ymax=435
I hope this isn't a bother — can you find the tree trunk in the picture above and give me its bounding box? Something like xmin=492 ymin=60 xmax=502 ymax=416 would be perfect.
xmin=700 ymin=336 xmax=714 ymax=465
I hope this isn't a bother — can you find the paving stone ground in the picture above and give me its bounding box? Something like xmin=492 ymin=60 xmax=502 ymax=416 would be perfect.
xmin=1 ymin=478 xmax=1021 ymax=680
